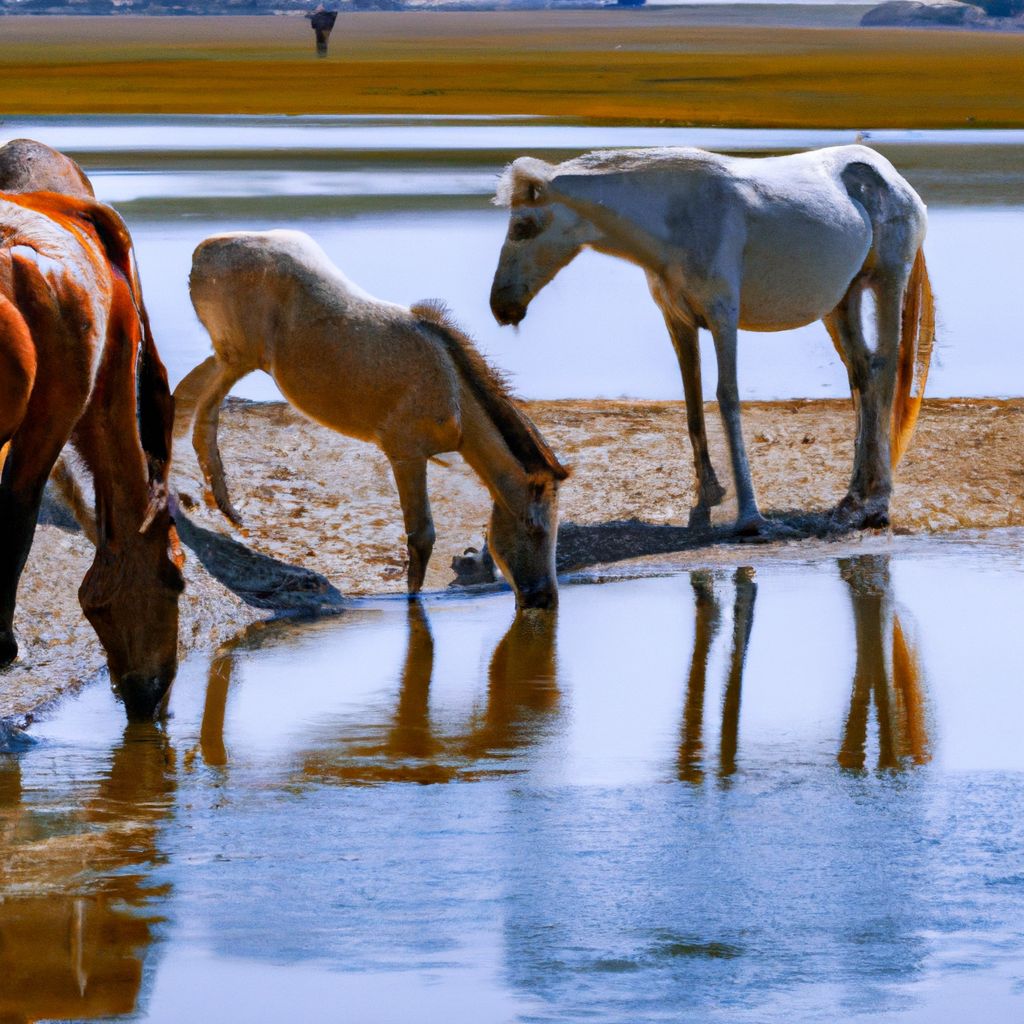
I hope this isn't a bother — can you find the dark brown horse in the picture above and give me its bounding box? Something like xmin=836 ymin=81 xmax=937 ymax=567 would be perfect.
xmin=0 ymin=173 xmax=183 ymax=719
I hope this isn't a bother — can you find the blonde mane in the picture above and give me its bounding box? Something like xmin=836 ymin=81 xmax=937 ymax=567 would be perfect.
xmin=410 ymin=300 xmax=568 ymax=481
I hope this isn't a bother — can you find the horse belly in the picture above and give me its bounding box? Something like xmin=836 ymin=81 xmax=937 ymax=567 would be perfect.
xmin=269 ymin=331 xmax=459 ymax=454
xmin=738 ymin=202 xmax=871 ymax=332
xmin=272 ymin=359 xmax=381 ymax=443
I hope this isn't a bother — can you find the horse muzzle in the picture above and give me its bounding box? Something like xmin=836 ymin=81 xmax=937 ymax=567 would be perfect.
xmin=516 ymin=579 xmax=558 ymax=611
xmin=116 ymin=673 xmax=174 ymax=722
xmin=490 ymin=287 xmax=527 ymax=327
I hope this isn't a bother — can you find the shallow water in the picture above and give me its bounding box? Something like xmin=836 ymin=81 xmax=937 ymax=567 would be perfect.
xmin=4 ymin=538 xmax=1024 ymax=1022
xmin=6 ymin=116 xmax=1024 ymax=403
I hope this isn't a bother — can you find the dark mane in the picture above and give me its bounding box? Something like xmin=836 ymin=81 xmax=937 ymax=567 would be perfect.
xmin=411 ymin=300 xmax=568 ymax=481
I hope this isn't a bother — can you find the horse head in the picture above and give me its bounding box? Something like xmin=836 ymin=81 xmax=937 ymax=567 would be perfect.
xmin=79 ymin=511 xmax=184 ymax=721
xmin=487 ymin=472 xmax=562 ymax=611
xmin=490 ymin=158 xmax=597 ymax=327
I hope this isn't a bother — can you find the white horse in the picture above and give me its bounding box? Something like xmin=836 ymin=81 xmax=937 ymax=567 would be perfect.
xmin=490 ymin=144 xmax=935 ymax=536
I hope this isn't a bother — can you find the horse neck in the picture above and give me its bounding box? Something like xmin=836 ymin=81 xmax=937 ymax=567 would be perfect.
xmin=455 ymin=384 xmax=533 ymax=513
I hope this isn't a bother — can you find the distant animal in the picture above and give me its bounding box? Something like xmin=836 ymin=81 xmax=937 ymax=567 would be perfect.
xmin=0 ymin=190 xmax=183 ymax=720
xmin=176 ymin=230 xmax=567 ymax=610
xmin=306 ymin=5 xmax=338 ymax=57
xmin=490 ymin=144 xmax=935 ymax=536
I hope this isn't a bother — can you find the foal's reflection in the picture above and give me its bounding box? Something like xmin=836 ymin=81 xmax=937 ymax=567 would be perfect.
xmin=837 ymin=555 xmax=929 ymax=771
xmin=305 ymin=603 xmax=559 ymax=782
xmin=195 ymin=603 xmax=560 ymax=783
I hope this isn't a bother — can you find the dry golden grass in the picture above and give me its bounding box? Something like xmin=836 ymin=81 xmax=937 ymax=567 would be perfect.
xmin=1 ymin=13 xmax=1022 ymax=126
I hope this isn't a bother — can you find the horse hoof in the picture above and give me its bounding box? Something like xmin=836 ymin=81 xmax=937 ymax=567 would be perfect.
xmin=736 ymin=516 xmax=800 ymax=543
xmin=831 ymin=498 xmax=890 ymax=532
xmin=0 ymin=633 xmax=19 ymax=668
xmin=736 ymin=515 xmax=773 ymax=541
xmin=688 ymin=505 xmax=712 ymax=530
xmin=861 ymin=509 xmax=890 ymax=530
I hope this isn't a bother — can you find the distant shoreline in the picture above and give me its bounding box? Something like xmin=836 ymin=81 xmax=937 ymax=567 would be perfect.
xmin=0 ymin=12 xmax=1020 ymax=125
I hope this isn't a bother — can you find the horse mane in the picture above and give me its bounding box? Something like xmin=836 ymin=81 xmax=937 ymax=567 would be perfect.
xmin=410 ymin=300 xmax=568 ymax=481
xmin=494 ymin=149 xmax=723 ymax=207
xmin=493 ymin=157 xmax=555 ymax=208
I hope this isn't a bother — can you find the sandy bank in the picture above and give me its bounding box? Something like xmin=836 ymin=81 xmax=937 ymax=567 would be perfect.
xmin=4 ymin=396 xmax=1022 ymax=721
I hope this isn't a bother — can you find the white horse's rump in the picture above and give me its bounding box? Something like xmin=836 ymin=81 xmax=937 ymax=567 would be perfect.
xmin=491 ymin=145 xmax=935 ymax=534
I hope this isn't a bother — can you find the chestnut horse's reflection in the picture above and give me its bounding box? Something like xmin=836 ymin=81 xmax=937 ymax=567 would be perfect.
xmin=677 ymin=554 xmax=928 ymax=781
xmin=0 ymin=725 xmax=174 ymax=1022
xmin=195 ymin=603 xmax=559 ymax=783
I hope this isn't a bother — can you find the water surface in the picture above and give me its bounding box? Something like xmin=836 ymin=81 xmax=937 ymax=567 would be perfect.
xmin=6 ymin=116 xmax=1024 ymax=403
xmin=4 ymin=538 xmax=1024 ymax=1022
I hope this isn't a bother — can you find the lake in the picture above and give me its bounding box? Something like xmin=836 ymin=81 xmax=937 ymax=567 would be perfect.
xmin=3 ymin=537 xmax=1024 ymax=1022
xmin=6 ymin=115 xmax=1024 ymax=402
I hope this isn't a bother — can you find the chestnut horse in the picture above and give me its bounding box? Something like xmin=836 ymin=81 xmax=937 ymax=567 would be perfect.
xmin=175 ymin=230 xmax=567 ymax=610
xmin=0 ymin=138 xmax=102 ymax=535
xmin=0 ymin=188 xmax=183 ymax=720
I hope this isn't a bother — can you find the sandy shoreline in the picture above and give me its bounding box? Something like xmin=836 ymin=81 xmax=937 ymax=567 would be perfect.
xmin=4 ymin=395 xmax=1022 ymax=722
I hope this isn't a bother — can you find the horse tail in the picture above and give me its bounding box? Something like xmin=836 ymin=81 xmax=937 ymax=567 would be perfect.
xmin=891 ymin=246 xmax=935 ymax=467
xmin=175 ymin=356 xmax=247 ymax=527
xmin=172 ymin=355 xmax=221 ymax=444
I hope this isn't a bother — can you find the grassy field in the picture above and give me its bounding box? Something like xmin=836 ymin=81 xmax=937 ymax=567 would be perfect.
xmin=1 ymin=12 xmax=1022 ymax=126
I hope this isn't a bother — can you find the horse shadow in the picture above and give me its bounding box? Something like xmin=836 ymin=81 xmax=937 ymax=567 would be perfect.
xmin=453 ymin=509 xmax=862 ymax=586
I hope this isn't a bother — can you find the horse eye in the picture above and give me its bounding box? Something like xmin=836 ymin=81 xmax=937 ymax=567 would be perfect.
xmin=509 ymin=219 xmax=540 ymax=242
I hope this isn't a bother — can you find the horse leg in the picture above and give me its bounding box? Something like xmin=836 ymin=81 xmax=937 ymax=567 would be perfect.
xmin=827 ymin=275 xmax=903 ymax=528
xmin=857 ymin=274 xmax=908 ymax=526
xmin=648 ymin=274 xmax=725 ymax=527
xmin=0 ymin=372 xmax=88 ymax=667
xmin=665 ymin=316 xmax=725 ymax=528
xmin=708 ymin=315 xmax=765 ymax=534
xmin=824 ymin=284 xmax=871 ymax=524
xmin=389 ymin=457 xmax=435 ymax=594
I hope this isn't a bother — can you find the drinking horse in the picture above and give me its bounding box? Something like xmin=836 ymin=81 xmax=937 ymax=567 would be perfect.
xmin=0 ymin=188 xmax=182 ymax=720
xmin=490 ymin=145 xmax=935 ymax=536
xmin=175 ymin=230 xmax=567 ymax=609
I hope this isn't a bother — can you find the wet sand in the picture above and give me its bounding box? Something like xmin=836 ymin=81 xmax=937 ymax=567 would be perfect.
xmin=1 ymin=13 xmax=1023 ymax=126
xmin=5 ymin=396 xmax=1022 ymax=722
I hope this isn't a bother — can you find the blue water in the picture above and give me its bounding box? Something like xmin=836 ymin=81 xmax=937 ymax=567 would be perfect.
xmin=5 ymin=116 xmax=1024 ymax=403
xmin=4 ymin=539 xmax=1024 ymax=1022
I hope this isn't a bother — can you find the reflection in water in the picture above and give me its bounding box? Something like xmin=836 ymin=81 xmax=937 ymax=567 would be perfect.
xmin=678 ymin=567 xmax=757 ymax=783
xmin=192 ymin=603 xmax=560 ymax=785
xmin=461 ymin=608 xmax=560 ymax=760
xmin=720 ymin=567 xmax=757 ymax=778
xmin=0 ymin=726 xmax=174 ymax=1023
xmin=678 ymin=556 xmax=929 ymax=780
xmin=838 ymin=555 xmax=930 ymax=772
